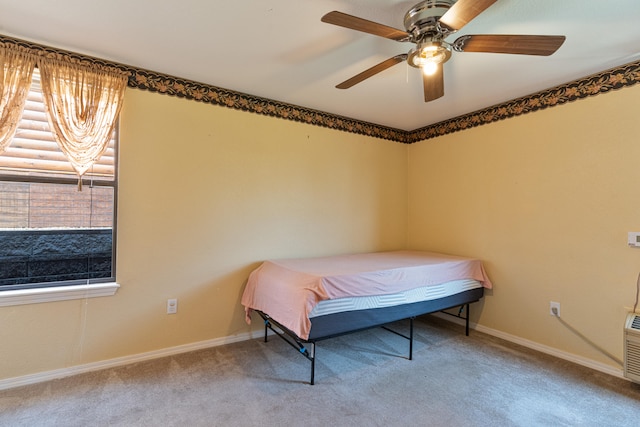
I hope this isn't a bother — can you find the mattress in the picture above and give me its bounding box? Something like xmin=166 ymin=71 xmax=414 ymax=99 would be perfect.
xmin=309 ymin=278 xmax=482 ymax=318
xmin=306 ymin=287 xmax=484 ymax=341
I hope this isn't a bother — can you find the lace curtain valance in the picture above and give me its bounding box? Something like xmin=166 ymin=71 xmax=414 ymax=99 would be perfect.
xmin=0 ymin=45 xmax=128 ymax=189
xmin=0 ymin=47 xmax=36 ymax=154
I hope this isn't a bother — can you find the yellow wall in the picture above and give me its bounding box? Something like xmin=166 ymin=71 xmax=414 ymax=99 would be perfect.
xmin=2 ymin=78 xmax=639 ymax=382
xmin=0 ymin=89 xmax=408 ymax=380
xmin=408 ymin=84 xmax=640 ymax=368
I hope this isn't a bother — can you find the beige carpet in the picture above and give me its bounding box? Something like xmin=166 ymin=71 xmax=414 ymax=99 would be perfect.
xmin=1 ymin=316 xmax=639 ymax=426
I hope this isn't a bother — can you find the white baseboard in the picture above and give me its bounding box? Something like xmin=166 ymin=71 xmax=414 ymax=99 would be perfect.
xmin=431 ymin=313 xmax=625 ymax=380
xmin=0 ymin=330 xmax=262 ymax=391
xmin=1 ymin=316 xmax=626 ymax=391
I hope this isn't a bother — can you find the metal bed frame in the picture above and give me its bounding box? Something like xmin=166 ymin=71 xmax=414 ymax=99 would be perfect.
xmin=256 ymin=289 xmax=480 ymax=385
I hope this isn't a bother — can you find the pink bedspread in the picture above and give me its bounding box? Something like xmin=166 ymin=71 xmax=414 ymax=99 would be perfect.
xmin=241 ymin=250 xmax=492 ymax=340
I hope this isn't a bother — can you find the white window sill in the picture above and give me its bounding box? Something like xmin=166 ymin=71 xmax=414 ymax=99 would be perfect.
xmin=0 ymin=282 xmax=120 ymax=307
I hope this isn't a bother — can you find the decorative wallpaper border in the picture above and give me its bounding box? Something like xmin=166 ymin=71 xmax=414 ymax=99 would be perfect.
xmin=407 ymin=60 xmax=640 ymax=143
xmin=129 ymin=68 xmax=407 ymax=142
xmin=2 ymin=34 xmax=639 ymax=144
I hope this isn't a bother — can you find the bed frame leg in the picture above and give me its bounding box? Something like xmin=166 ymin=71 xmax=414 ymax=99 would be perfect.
xmin=409 ymin=317 xmax=414 ymax=361
xmin=465 ymin=303 xmax=470 ymax=336
xmin=310 ymin=343 xmax=316 ymax=385
xmin=257 ymin=311 xmax=317 ymax=385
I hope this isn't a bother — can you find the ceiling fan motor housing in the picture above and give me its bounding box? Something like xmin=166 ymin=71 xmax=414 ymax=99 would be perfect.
xmin=404 ymin=0 xmax=456 ymax=35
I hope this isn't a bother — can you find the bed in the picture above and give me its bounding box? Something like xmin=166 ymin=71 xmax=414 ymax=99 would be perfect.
xmin=241 ymin=250 xmax=492 ymax=384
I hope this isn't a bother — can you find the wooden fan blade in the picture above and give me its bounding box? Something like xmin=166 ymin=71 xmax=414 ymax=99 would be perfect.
xmin=439 ymin=0 xmax=497 ymax=31
xmin=454 ymin=34 xmax=566 ymax=56
xmin=336 ymin=55 xmax=407 ymax=89
xmin=321 ymin=11 xmax=410 ymax=42
xmin=423 ymin=64 xmax=444 ymax=102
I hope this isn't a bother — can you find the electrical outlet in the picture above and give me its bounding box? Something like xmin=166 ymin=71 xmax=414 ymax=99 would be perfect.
xmin=167 ymin=298 xmax=178 ymax=314
xmin=550 ymin=301 xmax=560 ymax=317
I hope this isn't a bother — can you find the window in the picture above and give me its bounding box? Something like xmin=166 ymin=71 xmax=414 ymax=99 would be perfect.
xmin=0 ymin=69 xmax=118 ymax=292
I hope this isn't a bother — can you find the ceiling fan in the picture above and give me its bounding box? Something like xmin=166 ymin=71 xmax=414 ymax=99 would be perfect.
xmin=321 ymin=0 xmax=566 ymax=102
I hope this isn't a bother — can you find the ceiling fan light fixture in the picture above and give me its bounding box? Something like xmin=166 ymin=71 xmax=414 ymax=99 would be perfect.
xmin=407 ymin=40 xmax=452 ymax=72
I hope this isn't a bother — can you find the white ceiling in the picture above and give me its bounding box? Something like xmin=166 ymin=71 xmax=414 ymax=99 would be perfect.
xmin=1 ymin=0 xmax=640 ymax=131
